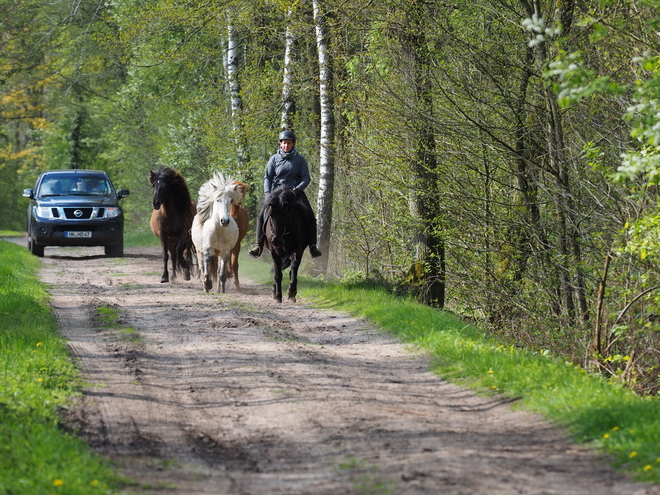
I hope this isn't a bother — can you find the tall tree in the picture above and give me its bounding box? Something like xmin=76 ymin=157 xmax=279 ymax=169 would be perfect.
xmin=402 ymin=0 xmax=445 ymax=307
xmin=226 ymin=14 xmax=250 ymax=170
xmin=312 ymin=0 xmax=335 ymax=273
xmin=280 ymin=8 xmax=296 ymax=131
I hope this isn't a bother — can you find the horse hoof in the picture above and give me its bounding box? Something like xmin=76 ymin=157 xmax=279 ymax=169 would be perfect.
xmin=288 ymin=296 xmax=297 ymax=303
xmin=161 ymin=276 xmax=169 ymax=283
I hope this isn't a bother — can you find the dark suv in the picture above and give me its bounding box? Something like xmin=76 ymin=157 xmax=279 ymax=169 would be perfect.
xmin=23 ymin=169 xmax=129 ymax=257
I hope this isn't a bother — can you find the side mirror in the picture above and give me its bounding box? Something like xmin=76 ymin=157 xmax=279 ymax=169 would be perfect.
xmin=118 ymin=189 xmax=130 ymax=199
xmin=22 ymin=188 xmax=33 ymax=199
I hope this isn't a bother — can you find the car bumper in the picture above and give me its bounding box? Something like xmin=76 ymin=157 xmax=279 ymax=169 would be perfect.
xmin=31 ymin=218 xmax=124 ymax=247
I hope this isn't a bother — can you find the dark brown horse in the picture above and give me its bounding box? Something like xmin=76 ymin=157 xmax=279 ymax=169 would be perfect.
xmin=149 ymin=166 xmax=196 ymax=283
xmin=262 ymin=187 xmax=309 ymax=302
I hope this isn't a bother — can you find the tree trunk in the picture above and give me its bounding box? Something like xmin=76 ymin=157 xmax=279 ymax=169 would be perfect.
xmin=226 ymin=18 xmax=249 ymax=170
xmin=404 ymin=0 xmax=445 ymax=307
xmin=312 ymin=0 xmax=335 ymax=274
xmin=280 ymin=10 xmax=296 ymax=131
xmin=527 ymin=0 xmax=587 ymax=324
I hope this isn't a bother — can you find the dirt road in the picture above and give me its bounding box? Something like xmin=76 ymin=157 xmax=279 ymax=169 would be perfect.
xmin=32 ymin=245 xmax=660 ymax=494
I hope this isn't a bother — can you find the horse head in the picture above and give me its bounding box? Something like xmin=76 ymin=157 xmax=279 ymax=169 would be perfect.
xmin=149 ymin=166 xmax=171 ymax=210
xmin=197 ymin=172 xmax=246 ymax=227
xmin=149 ymin=166 xmax=192 ymax=212
xmin=150 ymin=177 xmax=167 ymax=210
xmin=265 ymin=188 xmax=298 ymax=248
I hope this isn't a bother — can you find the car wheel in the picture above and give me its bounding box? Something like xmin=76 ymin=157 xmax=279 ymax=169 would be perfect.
xmin=29 ymin=237 xmax=44 ymax=257
xmin=105 ymin=240 xmax=124 ymax=257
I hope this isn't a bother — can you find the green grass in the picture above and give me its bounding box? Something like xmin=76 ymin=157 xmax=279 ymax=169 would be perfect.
xmin=124 ymin=228 xmax=159 ymax=248
xmin=0 ymin=229 xmax=24 ymax=237
xmin=0 ymin=240 xmax=120 ymax=494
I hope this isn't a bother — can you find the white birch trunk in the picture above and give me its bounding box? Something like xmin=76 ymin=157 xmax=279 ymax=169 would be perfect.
xmin=227 ymin=19 xmax=248 ymax=168
xmin=281 ymin=10 xmax=296 ymax=131
xmin=312 ymin=0 xmax=335 ymax=273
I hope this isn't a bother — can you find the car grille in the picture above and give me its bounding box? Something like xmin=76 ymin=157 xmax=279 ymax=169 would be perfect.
xmin=45 ymin=207 xmax=112 ymax=220
xmin=63 ymin=207 xmax=95 ymax=219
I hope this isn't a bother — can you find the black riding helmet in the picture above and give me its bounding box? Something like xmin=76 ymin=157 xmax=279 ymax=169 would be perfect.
xmin=278 ymin=130 xmax=296 ymax=142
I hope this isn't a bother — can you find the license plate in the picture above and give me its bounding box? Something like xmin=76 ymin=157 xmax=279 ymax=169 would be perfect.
xmin=65 ymin=231 xmax=92 ymax=238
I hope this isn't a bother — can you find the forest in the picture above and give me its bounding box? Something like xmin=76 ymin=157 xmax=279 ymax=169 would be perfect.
xmin=2 ymin=0 xmax=660 ymax=395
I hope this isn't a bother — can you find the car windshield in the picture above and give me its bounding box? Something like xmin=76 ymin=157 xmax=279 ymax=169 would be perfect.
xmin=38 ymin=175 xmax=114 ymax=197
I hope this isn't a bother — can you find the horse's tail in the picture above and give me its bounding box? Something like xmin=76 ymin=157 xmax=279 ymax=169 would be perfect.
xmin=184 ymin=240 xmax=198 ymax=279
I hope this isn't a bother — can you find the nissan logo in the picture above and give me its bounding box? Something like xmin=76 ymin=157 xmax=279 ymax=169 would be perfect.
xmin=74 ymin=209 xmax=83 ymax=218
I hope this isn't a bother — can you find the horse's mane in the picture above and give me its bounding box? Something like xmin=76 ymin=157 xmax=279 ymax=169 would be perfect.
xmin=196 ymin=172 xmax=248 ymax=224
xmin=265 ymin=187 xmax=299 ymax=212
xmin=149 ymin=165 xmax=193 ymax=214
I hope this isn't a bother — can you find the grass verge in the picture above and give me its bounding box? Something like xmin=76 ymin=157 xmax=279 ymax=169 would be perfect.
xmin=0 ymin=229 xmax=24 ymax=237
xmin=0 ymin=240 xmax=120 ymax=494
xmin=242 ymin=255 xmax=660 ymax=483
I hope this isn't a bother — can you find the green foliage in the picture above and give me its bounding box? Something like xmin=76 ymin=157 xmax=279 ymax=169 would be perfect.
xmin=0 ymin=241 xmax=120 ymax=494
xmin=546 ymin=51 xmax=627 ymax=108
xmin=5 ymin=0 xmax=660 ymax=398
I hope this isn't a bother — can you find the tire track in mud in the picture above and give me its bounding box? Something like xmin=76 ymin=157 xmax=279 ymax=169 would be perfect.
xmin=38 ymin=246 xmax=660 ymax=495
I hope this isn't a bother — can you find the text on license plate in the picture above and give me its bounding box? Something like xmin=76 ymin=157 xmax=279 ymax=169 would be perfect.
xmin=65 ymin=231 xmax=92 ymax=238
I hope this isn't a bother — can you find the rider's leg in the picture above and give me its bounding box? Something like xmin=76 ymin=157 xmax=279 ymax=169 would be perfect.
xmin=307 ymin=211 xmax=322 ymax=258
xmin=298 ymin=192 xmax=322 ymax=258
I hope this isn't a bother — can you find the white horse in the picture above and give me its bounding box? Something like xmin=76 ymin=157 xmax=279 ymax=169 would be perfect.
xmin=191 ymin=172 xmax=248 ymax=293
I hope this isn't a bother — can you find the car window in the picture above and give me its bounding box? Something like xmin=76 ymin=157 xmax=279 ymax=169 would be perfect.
xmin=39 ymin=179 xmax=63 ymax=196
xmin=39 ymin=175 xmax=114 ymax=197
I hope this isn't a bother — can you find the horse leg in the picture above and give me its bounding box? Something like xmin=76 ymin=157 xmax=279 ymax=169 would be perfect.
xmin=230 ymin=247 xmax=240 ymax=291
xmin=202 ymin=251 xmax=213 ymax=292
xmin=160 ymin=234 xmax=170 ymax=283
xmin=272 ymin=257 xmax=283 ymax=303
xmin=288 ymin=252 xmax=302 ymax=302
xmin=217 ymin=256 xmax=228 ymax=294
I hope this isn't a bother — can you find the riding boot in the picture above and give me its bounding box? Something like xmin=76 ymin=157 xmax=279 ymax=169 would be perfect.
xmin=308 ymin=215 xmax=322 ymax=258
xmin=248 ymin=212 xmax=265 ymax=258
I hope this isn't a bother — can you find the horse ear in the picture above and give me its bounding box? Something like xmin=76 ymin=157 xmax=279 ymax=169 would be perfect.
xmin=148 ymin=170 xmax=155 ymax=184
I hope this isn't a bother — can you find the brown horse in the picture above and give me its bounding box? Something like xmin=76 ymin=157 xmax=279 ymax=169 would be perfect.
xmin=229 ymin=198 xmax=249 ymax=291
xmin=262 ymin=187 xmax=309 ymax=302
xmin=149 ymin=166 xmax=196 ymax=283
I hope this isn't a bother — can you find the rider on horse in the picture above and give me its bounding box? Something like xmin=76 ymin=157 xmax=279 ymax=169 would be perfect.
xmin=249 ymin=130 xmax=322 ymax=259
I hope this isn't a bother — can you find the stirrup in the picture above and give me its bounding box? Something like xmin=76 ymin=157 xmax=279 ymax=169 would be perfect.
xmin=309 ymin=245 xmax=322 ymax=258
xmin=248 ymin=245 xmax=262 ymax=258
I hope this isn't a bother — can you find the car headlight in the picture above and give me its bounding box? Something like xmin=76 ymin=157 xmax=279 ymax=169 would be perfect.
xmin=35 ymin=206 xmax=55 ymax=219
xmin=105 ymin=207 xmax=121 ymax=218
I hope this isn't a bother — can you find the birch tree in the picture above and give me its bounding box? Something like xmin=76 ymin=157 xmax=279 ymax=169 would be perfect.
xmin=226 ymin=15 xmax=250 ymax=170
xmin=312 ymin=0 xmax=335 ymax=273
xmin=280 ymin=8 xmax=296 ymax=131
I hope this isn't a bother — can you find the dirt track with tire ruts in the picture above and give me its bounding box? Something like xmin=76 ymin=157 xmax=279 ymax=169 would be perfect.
xmin=27 ymin=242 xmax=660 ymax=494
